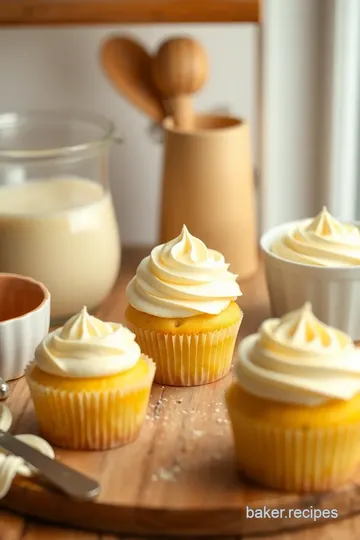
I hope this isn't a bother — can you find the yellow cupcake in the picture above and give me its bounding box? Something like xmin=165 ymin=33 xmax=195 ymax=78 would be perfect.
xmin=26 ymin=307 xmax=155 ymax=450
xmin=125 ymin=225 xmax=242 ymax=386
xmin=226 ymin=302 xmax=360 ymax=492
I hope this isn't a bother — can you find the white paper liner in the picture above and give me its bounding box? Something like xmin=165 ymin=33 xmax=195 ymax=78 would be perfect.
xmin=25 ymin=356 xmax=155 ymax=451
xmin=229 ymin=412 xmax=360 ymax=492
xmin=132 ymin=321 xmax=241 ymax=386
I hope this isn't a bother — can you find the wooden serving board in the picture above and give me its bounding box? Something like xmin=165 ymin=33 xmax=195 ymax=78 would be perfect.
xmin=2 ymin=248 xmax=360 ymax=538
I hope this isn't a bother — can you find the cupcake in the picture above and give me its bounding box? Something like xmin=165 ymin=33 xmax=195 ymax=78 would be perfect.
xmin=261 ymin=206 xmax=360 ymax=339
xmin=125 ymin=225 xmax=242 ymax=386
xmin=26 ymin=307 xmax=155 ymax=450
xmin=226 ymin=302 xmax=360 ymax=492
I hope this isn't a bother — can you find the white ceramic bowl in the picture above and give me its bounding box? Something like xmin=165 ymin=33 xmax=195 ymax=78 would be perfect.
xmin=261 ymin=220 xmax=360 ymax=340
xmin=0 ymin=273 xmax=50 ymax=381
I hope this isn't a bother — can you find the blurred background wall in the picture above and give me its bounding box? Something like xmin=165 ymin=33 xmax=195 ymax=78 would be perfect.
xmin=0 ymin=24 xmax=259 ymax=245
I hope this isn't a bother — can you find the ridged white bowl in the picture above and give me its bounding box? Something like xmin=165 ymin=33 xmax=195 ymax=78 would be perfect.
xmin=0 ymin=274 xmax=50 ymax=381
xmin=261 ymin=220 xmax=360 ymax=340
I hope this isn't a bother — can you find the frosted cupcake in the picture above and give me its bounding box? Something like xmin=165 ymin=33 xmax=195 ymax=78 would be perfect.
xmin=125 ymin=225 xmax=242 ymax=386
xmin=26 ymin=307 xmax=155 ymax=450
xmin=261 ymin=206 xmax=360 ymax=339
xmin=226 ymin=302 xmax=360 ymax=492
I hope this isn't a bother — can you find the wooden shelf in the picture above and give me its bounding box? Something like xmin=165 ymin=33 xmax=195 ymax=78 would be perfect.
xmin=0 ymin=0 xmax=260 ymax=26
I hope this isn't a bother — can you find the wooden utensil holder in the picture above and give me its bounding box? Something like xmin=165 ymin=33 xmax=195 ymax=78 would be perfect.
xmin=159 ymin=114 xmax=258 ymax=279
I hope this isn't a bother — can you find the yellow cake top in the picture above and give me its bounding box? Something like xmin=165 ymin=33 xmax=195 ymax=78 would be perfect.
xmin=35 ymin=307 xmax=141 ymax=378
xmin=235 ymin=303 xmax=360 ymax=405
xmin=126 ymin=225 xmax=242 ymax=318
xmin=271 ymin=207 xmax=360 ymax=266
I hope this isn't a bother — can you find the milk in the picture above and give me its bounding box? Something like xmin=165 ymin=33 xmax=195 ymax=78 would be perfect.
xmin=0 ymin=177 xmax=120 ymax=321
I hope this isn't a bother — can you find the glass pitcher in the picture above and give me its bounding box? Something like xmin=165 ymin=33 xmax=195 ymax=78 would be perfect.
xmin=0 ymin=111 xmax=121 ymax=324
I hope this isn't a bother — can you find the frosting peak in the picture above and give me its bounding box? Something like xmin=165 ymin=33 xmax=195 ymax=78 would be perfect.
xmin=35 ymin=307 xmax=141 ymax=378
xmin=271 ymin=207 xmax=360 ymax=266
xmin=60 ymin=306 xmax=113 ymax=340
xmin=174 ymin=225 xmax=209 ymax=264
xmin=235 ymin=304 xmax=360 ymax=406
xmin=126 ymin=226 xmax=242 ymax=318
xmin=305 ymin=206 xmax=345 ymax=237
xmin=269 ymin=302 xmax=340 ymax=352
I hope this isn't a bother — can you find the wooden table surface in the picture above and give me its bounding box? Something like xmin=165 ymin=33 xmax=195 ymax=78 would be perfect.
xmin=0 ymin=0 xmax=260 ymax=25
xmin=1 ymin=247 xmax=360 ymax=539
xmin=2 ymin=508 xmax=360 ymax=540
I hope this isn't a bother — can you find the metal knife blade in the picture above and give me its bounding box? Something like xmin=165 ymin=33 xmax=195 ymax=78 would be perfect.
xmin=0 ymin=430 xmax=100 ymax=500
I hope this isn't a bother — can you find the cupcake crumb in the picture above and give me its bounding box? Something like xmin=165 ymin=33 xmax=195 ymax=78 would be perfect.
xmin=192 ymin=430 xmax=204 ymax=437
xmin=176 ymin=398 xmax=183 ymax=404
xmin=152 ymin=464 xmax=181 ymax=482
xmin=154 ymin=398 xmax=165 ymax=418
xmin=215 ymin=408 xmax=220 ymax=413
xmin=216 ymin=418 xmax=230 ymax=425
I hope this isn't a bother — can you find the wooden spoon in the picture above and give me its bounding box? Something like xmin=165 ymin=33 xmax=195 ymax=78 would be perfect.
xmin=101 ymin=36 xmax=166 ymax=122
xmin=152 ymin=36 xmax=208 ymax=130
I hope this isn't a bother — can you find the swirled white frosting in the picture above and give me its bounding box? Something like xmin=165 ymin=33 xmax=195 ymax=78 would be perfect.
xmin=235 ymin=303 xmax=360 ymax=406
xmin=0 ymin=404 xmax=54 ymax=499
xmin=35 ymin=306 xmax=141 ymax=378
xmin=126 ymin=225 xmax=242 ymax=318
xmin=271 ymin=207 xmax=360 ymax=266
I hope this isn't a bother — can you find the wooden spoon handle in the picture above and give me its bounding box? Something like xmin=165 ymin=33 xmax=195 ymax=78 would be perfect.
xmin=164 ymin=96 xmax=193 ymax=130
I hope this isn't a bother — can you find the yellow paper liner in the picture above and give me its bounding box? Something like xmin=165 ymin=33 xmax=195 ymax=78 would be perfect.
xmin=131 ymin=322 xmax=240 ymax=386
xmin=26 ymin=357 xmax=155 ymax=451
xmin=226 ymin=394 xmax=360 ymax=492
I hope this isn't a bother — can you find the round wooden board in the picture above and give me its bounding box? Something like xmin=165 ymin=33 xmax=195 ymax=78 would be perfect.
xmin=1 ymin=248 xmax=360 ymax=537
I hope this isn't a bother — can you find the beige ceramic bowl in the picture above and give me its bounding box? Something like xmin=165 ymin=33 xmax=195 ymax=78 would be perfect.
xmin=0 ymin=273 xmax=50 ymax=381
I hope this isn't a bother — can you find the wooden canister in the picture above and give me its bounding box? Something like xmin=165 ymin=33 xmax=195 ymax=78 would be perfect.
xmin=159 ymin=114 xmax=258 ymax=279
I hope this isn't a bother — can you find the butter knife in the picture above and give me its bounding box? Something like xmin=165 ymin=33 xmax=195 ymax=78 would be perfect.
xmin=0 ymin=430 xmax=100 ymax=500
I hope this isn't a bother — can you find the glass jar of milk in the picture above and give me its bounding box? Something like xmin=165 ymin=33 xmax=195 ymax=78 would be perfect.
xmin=0 ymin=111 xmax=121 ymax=324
